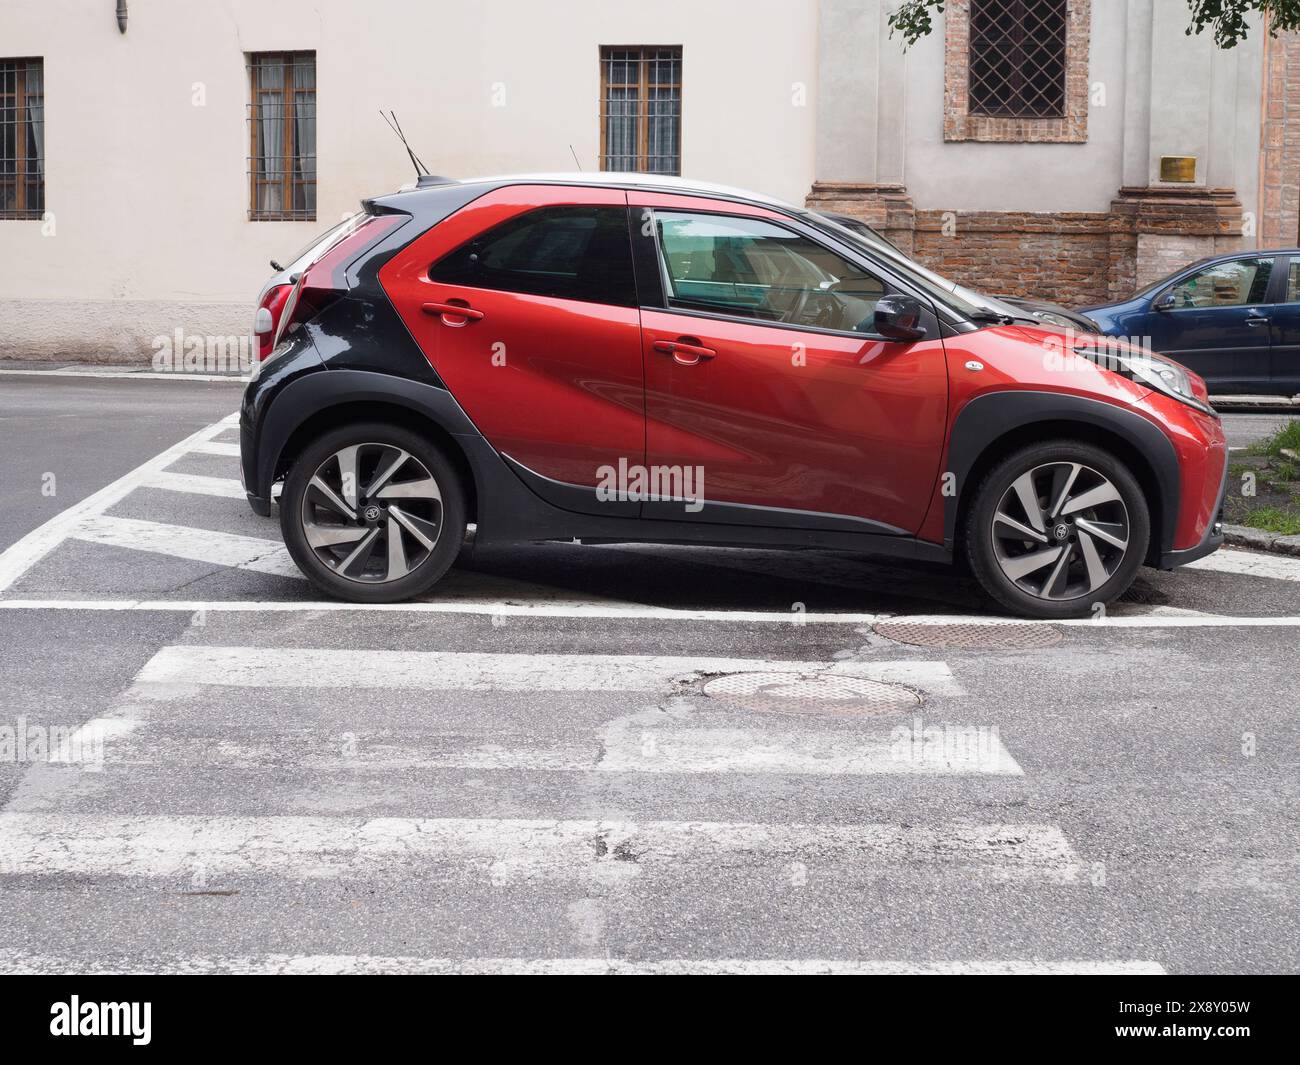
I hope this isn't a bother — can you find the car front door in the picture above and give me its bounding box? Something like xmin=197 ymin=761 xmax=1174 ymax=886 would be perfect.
xmin=381 ymin=186 xmax=644 ymax=502
xmin=1147 ymin=255 xmax=1275 ymax=393
xmin=1266 ymin=255 xmax=1300 ymax=396
xmin=628 ymin=194 xmax=949 ymax=536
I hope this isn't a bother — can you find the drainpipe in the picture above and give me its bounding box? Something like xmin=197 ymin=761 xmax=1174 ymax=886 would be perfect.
xmin=116 ymin=0 xmax=127 ymax=33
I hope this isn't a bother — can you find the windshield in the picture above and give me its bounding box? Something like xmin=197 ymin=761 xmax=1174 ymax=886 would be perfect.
xmin=804 ymin=211 xmax=1007 ymax=321
xmin=1129 ymin=256 xmax=1215 ymax=301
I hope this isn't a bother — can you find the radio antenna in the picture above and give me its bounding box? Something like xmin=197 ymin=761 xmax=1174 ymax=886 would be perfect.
xmin=380 ymin=110 xmax=429 ymax=178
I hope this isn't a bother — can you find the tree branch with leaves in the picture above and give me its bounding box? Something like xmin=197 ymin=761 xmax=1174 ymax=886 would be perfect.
xmin=888 ymin=0 xmax=1300 ymax=50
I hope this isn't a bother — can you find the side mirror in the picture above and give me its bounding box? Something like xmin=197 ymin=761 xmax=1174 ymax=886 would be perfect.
xmin=873 ymin=294 xmax=927 ymax=341
xmin=1153 ymin=292 xmax=1176 ymax=312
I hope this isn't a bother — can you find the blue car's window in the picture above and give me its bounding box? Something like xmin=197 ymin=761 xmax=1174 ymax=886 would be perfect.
xmin=1166 ymin=258 xmax=1273 ymax=309
xmin=1286 ymin=261 xmax=1300 ymax=303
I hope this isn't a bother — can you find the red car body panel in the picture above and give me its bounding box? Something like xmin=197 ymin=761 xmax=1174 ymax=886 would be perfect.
xmin=368 ymin=178 xmax=1224 ymax=563
xmin=626 ymin=190 xmax=947 ymax=532
xmin=379 ymin=185 xmax=644 ymax=487
xmin=915 ymin=325 xmax=1227 ymax=551
xmin=639 ymin=308 xmax=948 ymax=532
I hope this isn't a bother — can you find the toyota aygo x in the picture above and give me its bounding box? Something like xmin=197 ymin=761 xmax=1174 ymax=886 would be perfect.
xmin=240 ymin=173 xmax=1228 ymax=619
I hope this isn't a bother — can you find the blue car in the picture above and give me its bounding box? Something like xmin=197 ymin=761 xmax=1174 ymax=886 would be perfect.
xmin=1083 ymin=249 xmax=1300 ymax=397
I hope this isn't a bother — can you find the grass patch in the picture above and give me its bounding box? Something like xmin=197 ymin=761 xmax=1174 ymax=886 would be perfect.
xmin=1243 ymin=506 xmax=1300 ymax=536
xmin=1247 ymin=419 xmax=1300 ymax=457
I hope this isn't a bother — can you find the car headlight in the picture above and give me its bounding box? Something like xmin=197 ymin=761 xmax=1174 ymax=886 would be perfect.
xmin=1074 ymin=344 xmax=1211 ymax=413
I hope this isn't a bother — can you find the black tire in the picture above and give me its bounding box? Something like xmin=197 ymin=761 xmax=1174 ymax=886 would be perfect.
xmin=279 ymin=422 xmax=466 ymax=603
xmin=963 ymin=439 xmax=1150 ymax=619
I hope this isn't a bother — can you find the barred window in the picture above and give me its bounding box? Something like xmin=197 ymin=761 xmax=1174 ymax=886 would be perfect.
xmin=248 ymin=51 xmax=316 ymax=220
xmin=969 ymin=0 xmax=1067 ymax=118
xmin=1 ymin=58 xmax=44 ymax=220
xmin=600 ymin=47 xmax=681 ymax=175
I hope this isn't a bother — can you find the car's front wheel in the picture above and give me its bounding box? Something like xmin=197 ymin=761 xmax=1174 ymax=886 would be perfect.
xmin=964 ymin=440 xmax=1150 ymax=619
xmin=280 ymin=423 xmax=466 ymax=603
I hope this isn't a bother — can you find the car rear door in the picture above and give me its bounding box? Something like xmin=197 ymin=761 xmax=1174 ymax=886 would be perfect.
xmin=1149 ymin=255 xmax=1275 ymax=392
xmin=380 ymin=185 xmax=645 ymax=498
xmin=627 ymin=192 xmax=948 ymax=536
xmin=1266 ymin=255 xmax=1300 ymax=396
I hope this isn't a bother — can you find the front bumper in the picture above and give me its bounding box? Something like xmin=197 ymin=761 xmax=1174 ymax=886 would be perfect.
xmin=1157 ymin=453 xmax=1228 ymax=569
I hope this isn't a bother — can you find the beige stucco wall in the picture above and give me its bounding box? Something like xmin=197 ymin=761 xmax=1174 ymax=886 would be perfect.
xmin=0 ymin=0 xmax=817 ymax=359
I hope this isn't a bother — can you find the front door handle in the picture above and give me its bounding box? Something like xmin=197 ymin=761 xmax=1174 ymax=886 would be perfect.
xmin=653 ymin=338 xmax=717 ymax=366
xmin=1245 ymin=314 xmax=1270 ymax=326
xmin=422 ymin=300 xmax=485 ymax=327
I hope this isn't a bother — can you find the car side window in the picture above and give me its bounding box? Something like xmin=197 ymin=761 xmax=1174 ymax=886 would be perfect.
xmin=653 ymin=210 xmax=886 ymax=333
xmin=430 ymin=205 xmax=636 ymax=307
xmin=1165 ymin=257 xmax=1273 ymax=309
xmin=1285 ymin=260 xmax=1300 ymax=303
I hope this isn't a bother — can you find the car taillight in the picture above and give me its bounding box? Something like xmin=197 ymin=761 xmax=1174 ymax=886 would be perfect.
xmin=260 ymin=213 xmax=408 ymax=361
xmin=255 ymin=283 xmax=294 ymax=361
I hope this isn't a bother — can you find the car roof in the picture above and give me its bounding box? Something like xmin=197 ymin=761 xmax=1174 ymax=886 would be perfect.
xmin=398 ymin=171 xmax=797 ymax=211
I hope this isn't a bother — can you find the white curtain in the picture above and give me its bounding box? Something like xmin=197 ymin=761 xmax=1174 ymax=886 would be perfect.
xmin=256 ymin=57 xmax=284 ymax=215
xmin=292 ymin=58 xmax=316 ymax=214
xmin=26 ymin=62 xmax=43 ymax=186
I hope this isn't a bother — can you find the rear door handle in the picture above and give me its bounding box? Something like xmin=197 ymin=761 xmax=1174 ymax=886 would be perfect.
xmin=422 ymin=301 xmax=485 ymax=326
xmin=653 ymin=338 xmax=717 ymax=366
xmin=1245 ymin=315 xmax=1270 ymax=326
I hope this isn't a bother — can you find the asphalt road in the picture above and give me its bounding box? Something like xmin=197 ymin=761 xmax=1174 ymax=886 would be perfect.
xmin=0 ymin=371 xmax=1296 ymax=974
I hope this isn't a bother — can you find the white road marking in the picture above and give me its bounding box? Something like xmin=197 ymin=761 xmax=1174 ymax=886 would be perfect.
xmin=0 ymin=597 xmax=884 ymax=622
xmin=0 ymin=368 xmax=246 ymax=383
xmin=0 ymin=414 xmax=238 ymax=593
xmin=2 ymin=599 xmax=1298 ymax=627
xmin=140 ymin=471 xmax=247 ymax=500
xmin=136 ymin=645 xmax=966 ymax=695
xmin=0 ymin=951 xmax=1165 ymax=975
xmin=69 ymin=516 xmax=300 ymax=579
xmin=0 ymin=814 xmax=1080 ymax=884
xmin=188 ymin=441 xmax=242 ymax=457
xmin=1187 ymin=547 xmax=1300 ymax=582
xmin=593 ymin=724 xmax=1021 ymax=775
xmin=102 ymin=724 xmax=1023 ymax=777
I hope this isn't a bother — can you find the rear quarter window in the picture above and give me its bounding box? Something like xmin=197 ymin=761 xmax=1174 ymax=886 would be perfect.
xmin=429 ymin=205 xmax=636 ymax=307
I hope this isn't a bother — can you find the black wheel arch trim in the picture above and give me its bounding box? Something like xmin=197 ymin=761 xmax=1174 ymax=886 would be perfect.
xmin=247 ymin=368 xmax=480 ymax=506
xmin=944 ymin=390 xmax=1182 ymax=558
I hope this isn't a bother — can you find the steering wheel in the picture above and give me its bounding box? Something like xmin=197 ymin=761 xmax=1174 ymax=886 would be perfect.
xmin=787 ymin=286 xmax=839 ymax=329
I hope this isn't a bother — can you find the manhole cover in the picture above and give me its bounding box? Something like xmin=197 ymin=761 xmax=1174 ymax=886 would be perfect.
xmin=701 ymin=671 xmax=921 ymax=716
xmin=873 ymin=619 xmax=1062 ymax=650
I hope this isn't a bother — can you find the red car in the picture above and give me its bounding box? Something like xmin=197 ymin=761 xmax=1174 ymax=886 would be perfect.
xmin=240 ymin=174 xmax=1228 ymax=618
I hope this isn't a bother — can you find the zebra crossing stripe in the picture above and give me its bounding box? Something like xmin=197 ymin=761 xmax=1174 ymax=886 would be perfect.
xmin=140 ymin=471 xmax=247 ymax=500
xmin=0 ymin=814 xmax=1081 ymax=885
xmin=135 ymin=645 xmax=967 ymax=695
xmin=188 ymin=441 xmax=242 ymax=457
xmin=69 ymin=516 xmax=300 ymax=579
xmin=0 ymin=951 xmax=1165 ymax=975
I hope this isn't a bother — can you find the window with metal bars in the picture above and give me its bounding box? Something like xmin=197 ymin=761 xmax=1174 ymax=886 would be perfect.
xmin=248 ymin=51 xmax=316 ymax=220
xmin=600 ymin=47 xmax=681 ymax=175
xmin=0 ymin=58 xmax=44 ymax=220
xmin=969 ymin=0 xmax=1067 ymax=118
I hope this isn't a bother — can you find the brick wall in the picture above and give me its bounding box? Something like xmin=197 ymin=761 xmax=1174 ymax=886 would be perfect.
xmin=913 ymin=211 xmax=1113 ymax=305
xmin=1259 ymin=28 xmax=1300 ymax=248
xmin=807 ymin=184 xmax=1245 ymax=309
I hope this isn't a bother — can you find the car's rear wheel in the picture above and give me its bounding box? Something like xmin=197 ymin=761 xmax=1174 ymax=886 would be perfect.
xmin=280 ymin=423 xmax=466 ymax=603
xmin=964 ymin=440 xmax=1150 ymax=619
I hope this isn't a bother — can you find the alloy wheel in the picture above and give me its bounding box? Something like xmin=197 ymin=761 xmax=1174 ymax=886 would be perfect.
xmin=299 ymin=443 xmax=443 ymax=583
xmin=990 ymin=461 xmax=1130 ymax=602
